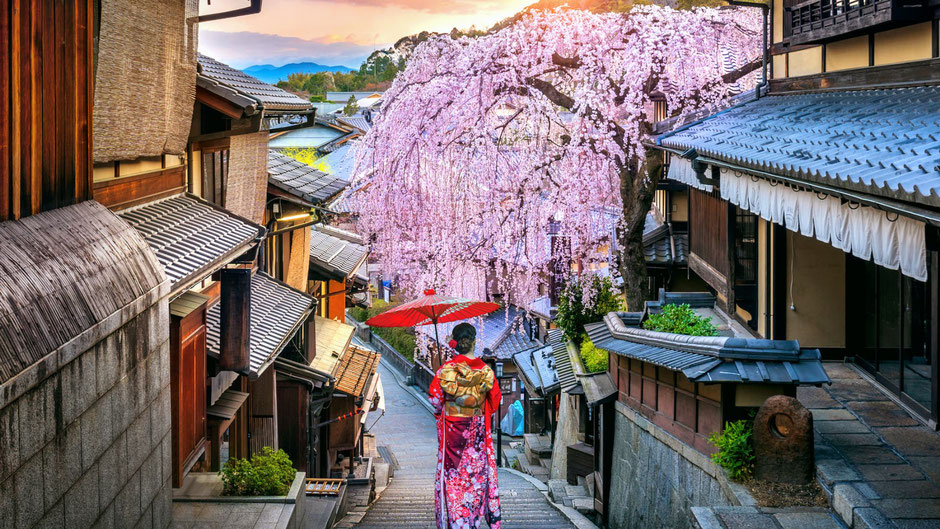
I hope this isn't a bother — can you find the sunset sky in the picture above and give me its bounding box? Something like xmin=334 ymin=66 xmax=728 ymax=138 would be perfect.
xmin=198 ymin=0 xmax=534 ymax=69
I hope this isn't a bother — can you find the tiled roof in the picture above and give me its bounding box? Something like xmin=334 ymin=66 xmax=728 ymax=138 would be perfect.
xmin=206 ymin=272 xmax=316 ymax=378
xmin=268 ymin=151 xmax=347 ymax=205
xmin=120 ymin=194 xmax=263 ymax=295
xmin=494 ymin=328 xmax=541 ymax=359
xmin=513 ymin=348 xmax=541 ymax=395
xmin=577 ymin=372 xmax=617 ymax=407
xmin=269 ymin=125 xmax=347 ymax=150
xmin=548 ymin=329 xmax=578 ymax=393
xmin=309 ymin=225 xmax=369 ymax=280
xmin=337 ymin=116 xmax=371 ymax=133
xmin=334 ymin=346 xmax=380 ymax=398
xmin=513 ymin=344 xmax=559 ymax=396
xmin=197 ymin=54 xmax=312 ymax=113
xmin=311 ymin=316 xmax=355 ymax=376
xmin=587 ymin=311 xmax=830 ymax=385
xmin=658 ymin=86 xmax=940 ymax=208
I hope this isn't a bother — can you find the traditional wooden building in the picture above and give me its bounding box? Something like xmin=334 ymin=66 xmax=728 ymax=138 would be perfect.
xmin=309 ymin=225 xmax=371 ymax=322
xmin=653 ymin=7 xmax=940 ymax=427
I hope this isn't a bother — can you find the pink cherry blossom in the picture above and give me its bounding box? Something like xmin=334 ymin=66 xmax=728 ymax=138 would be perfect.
xmin=347 ymin=5 xmax=761 ymax=307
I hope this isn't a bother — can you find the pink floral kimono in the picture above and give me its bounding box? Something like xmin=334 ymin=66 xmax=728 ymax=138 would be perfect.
xmin=429 ymin=355 xmax=502 ymax=529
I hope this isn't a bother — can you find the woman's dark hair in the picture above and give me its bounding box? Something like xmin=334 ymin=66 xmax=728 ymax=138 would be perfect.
xmin=452 ymin=323 xmax=476 ymax=354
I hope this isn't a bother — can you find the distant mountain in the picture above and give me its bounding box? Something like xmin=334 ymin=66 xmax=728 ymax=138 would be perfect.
xmin=243 ymin=62 xmax=356 ymax=83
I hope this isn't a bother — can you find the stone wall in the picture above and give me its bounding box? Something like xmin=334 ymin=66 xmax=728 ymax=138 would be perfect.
xmin=0 ymin=299 xmax=172 ymax=529
xmin=608 ymin=401 xmax=745 ymax=529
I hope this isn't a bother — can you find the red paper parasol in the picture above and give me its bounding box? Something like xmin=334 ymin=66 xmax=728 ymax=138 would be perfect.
xmin=366 ymin=289 xmax=499 ymax=366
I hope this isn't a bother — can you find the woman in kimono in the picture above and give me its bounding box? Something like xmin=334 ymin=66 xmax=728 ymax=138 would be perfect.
xmin=428 ymin=322 xmax=502 ymax=529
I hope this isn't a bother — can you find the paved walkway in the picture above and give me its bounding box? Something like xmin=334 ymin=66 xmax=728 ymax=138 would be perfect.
xmin=797 ymin=362 xmax=940 ymax=528
xmin=350 ymin=360 xmax=577 ymax=529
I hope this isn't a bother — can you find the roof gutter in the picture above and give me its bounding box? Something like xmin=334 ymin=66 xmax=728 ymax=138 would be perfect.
xmin=196 ymin=0 xmax=262 ymax=23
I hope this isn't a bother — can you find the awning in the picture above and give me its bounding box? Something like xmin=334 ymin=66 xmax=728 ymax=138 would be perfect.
xmin=666 ymin=157 xmax=712 ymax=193
xmin=120 ymin=194 xmax=264 ymax=296
xmin=577 ymin=372 xmax=617 ymax=407
xmin=310 ymin=316 xmax=355 ymax=377
xmin=206 ymin=388 xmax=249 ymax=421
xmin=720 ymin=171 xmax=927 ymax=281
xmin=309 ymin=225 xmax=369 ymax=281
xmin=207 ymin=272 xmax=316 ymax=379
xmin=334 ymin=346 xmax=381 ymax=399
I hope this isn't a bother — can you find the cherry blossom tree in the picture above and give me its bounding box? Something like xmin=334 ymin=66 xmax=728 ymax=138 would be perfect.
xmin=349 ymin=5 xmax=761 ymax=310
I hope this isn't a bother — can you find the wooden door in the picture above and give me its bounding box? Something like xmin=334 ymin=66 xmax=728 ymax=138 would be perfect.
xmin=170 ymin=303 xmax=208 ymax=487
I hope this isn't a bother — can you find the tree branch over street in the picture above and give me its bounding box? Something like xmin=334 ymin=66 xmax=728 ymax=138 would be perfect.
xmin=348 ymin=5 xmax=761 ymax=310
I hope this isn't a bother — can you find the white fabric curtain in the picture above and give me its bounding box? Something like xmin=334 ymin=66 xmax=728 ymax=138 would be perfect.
xmin=720 ymin=171 xmax=927 ymax=281
xmin=666 ymin=157 xmax=713 ymax=193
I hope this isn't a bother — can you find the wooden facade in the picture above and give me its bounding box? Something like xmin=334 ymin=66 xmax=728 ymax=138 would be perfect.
xmin=170 ymin=293 xmax=209 ymax=487
xmin=613 ymin=356 xmax=724 ymax=455
xmin=1 ymin=0 xmax=94 ymax=221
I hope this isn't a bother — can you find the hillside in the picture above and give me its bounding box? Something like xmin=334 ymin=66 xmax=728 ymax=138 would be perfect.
xmin=244 ymin=61 xmax=356 ymax=83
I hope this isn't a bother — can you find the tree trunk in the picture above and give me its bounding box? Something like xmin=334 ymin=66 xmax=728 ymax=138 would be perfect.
xmin=618 ymin=147 xmax=663 ymax=311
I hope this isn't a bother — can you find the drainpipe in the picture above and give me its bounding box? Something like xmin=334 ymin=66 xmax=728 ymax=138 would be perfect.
xmin=197 ymin=0 xmax=263 ymax=23
xmin=726 ymin=0 xmax=770 ymax=96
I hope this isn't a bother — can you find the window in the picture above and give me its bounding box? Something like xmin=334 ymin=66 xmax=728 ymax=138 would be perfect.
xmin=201 ymin=143 xmax=229 ymax=207
xmin=847 ymin=252 xmax=936 ymax=421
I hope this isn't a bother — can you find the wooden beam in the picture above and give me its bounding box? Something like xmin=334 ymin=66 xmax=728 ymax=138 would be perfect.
xmin=92 ymin=165 xmax=186 ymax=210
xmin=10 ymin=0 xmax=21 ymax=219
xmin=0 ymin=2 xmax=9 ymax=220
xmin=196 ymin=85 xmax=245 ymax=120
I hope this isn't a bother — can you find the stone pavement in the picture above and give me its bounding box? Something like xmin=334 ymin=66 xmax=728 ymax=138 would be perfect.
xmin=347 ymin=360 xmax=579 ymax=529
xmin=797 ymin=362 xmax=940 ymax=529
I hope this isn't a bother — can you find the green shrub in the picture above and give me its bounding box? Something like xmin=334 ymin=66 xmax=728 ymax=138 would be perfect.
xmin=220 ymin=447 xmax=296 ymax=496
xmin=349 ymin=300 xmax=417 ymax=362
xmin=556 ymin=275 xmax=623 ymax=345
xmin=579 ymin=336 xmax=608 ymax=373
xmin=708 ymin=420 xmax=755 ymax=481
xmin=643 ymin=303 xmax=718 ymax=336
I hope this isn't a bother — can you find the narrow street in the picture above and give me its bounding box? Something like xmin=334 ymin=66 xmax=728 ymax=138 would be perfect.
xmin=354 ymin=360 xmax=578 ymax=529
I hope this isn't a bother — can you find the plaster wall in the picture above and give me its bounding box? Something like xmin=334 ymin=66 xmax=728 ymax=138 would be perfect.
xmin=549 ymin=392 xmax=580 ymax=481
xmin=874 ymin=22 xmax=933 ymax=66
xmin=788 ymin=47 xmax=823 ymax=77
xmin=826 ymin=35 xmax=869 ymax=72
xmin=785 ymin=232 xmax=846 ymax=348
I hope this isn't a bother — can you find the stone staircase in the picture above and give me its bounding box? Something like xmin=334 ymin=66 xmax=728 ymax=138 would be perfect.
xmin=548 ymin=476 xmax=595 ymax=516
xmin=508 ymin=433 xmax=553 ymax=483
xmin=352 ymin=467 xmax=578 ymax=529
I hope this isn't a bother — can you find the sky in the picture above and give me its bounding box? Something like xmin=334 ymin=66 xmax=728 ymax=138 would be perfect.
xmin=198 ymin=0 xmax=533 ymax=69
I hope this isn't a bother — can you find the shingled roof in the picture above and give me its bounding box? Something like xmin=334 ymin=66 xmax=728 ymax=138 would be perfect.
xmin=334 ymin=346 xmax=380 ymax=398
xmin=309 ymin=225 xmax=368 ymax=280
xmin=587 ymin=309 xmax=829 ymax=385
xmin=548 ymin=329 xmax=578 ymax=393
xmin=268 ymin=151 xmax=348 ymax=206
xmin=206 ymin=272 xmax=315 ymax=379
xmin=120 ymin=194 xmax=264 ymax=296
xmin=197 ymin=54 xmax=312 ymax=115
xmin=658 ymin=86 xmax=940 ymax=208
xmin=0 ymin=202 xmax=166 ymax=391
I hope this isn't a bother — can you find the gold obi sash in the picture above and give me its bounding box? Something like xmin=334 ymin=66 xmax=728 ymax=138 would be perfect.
xmin=439 ymin=362 xmax=494 ymax=418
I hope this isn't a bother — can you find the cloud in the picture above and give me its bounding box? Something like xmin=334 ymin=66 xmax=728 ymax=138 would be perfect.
xmin=199 ymin=29 xmax=383 ymax=69
xmin=337 ymin=0 xmax=507 ymax=14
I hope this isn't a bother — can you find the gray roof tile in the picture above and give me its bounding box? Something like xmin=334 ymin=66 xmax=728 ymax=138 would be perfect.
xmin=120 ymin=194 xmax=263 ymax=293
xmin=659 ymin=86 xmax=940 ymax=207
xmin=309 ymin=225 xmax=368 ymax=279
xmin=198 ymin=54 xmax=312 ymax=113
xmin=548 ymin=329 xmax=578 ymax=392
xmin=587 ymin=310 xmax=829 ymax=385
xmin=268 ymin=151 xmax=347 ymax=205
xmin=206 ymin=272 xmax=315 ymax=378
